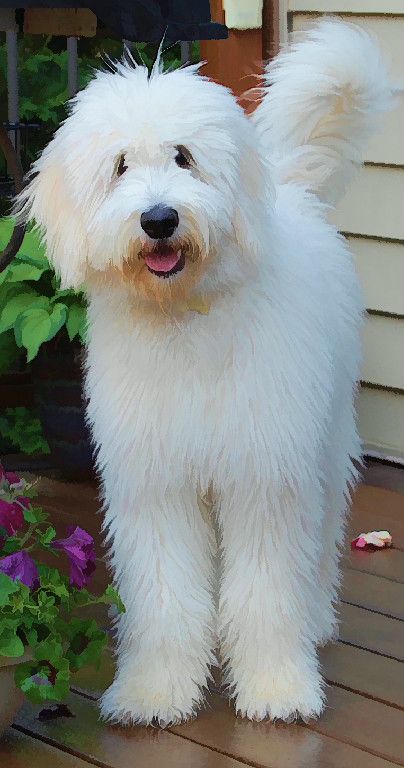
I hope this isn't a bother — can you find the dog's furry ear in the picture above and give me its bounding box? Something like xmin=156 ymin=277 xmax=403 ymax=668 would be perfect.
xmin=15 ymin=135 xmax=89 ymax=289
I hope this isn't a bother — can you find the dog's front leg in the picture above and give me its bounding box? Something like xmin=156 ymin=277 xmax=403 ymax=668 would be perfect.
xmin=218 ymin=483 xmax=325 ymax=722
xmin=100 ymin=484 xmax=215 ymax=726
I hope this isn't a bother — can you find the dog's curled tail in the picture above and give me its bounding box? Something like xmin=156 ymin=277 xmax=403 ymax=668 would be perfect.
xmin=252 ymin=19 xmax=397 ymax=204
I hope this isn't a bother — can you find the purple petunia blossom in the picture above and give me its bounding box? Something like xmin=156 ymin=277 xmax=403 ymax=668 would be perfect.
xmin=4 ymin=471 xmax=21 ymax=485
xmin=0 ymin=551 xmax=39 ymax=589
xmin=53 ymin=526 xmax=96 ymax=589
xmin=0 ymin=498 xmax=25 ymax=536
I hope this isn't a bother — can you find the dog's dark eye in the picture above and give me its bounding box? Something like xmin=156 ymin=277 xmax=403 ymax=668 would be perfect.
xmin=116 ymin=154 xmax=127 ymax=177
xmin=175 ymin=146 xmax=192 ymax=169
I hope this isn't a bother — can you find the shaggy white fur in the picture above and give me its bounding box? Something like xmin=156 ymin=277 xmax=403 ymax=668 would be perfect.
xmin=17 ymin=20 xmax=393 ymax=725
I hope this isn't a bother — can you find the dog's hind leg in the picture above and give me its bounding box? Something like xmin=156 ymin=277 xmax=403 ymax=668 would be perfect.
xmin=315 ymin=395 xmax=361 ymax=646
xmin=99 ymin=483 xmax=216 ymax=727
xmin=218 ymin=481 xmax=325 ymax=722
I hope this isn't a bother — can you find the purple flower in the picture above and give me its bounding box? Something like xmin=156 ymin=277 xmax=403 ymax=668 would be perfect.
xmin=0 ymin=498 xmax=25 ymax=536
xmin=0 ymin=465 xmax=23 ymax=488
xmin=53 ymin=526 xmax=96 ymax=589
xmin=5 ymin=471 xmax=21 ymax=486
xmin=0 ymin=551 xmax=39 ymax=589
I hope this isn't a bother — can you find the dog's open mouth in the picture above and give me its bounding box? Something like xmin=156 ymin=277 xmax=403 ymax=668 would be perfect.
xmin=144 ymin=244 xmax=185 ymax=278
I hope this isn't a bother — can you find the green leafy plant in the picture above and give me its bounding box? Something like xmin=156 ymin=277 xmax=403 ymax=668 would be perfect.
xmin=0 ymin=463 xmax=124 ymax=703
xmin=0 ymin=218 xmax=87 ymax=363
xmin=0 ymin=407 xmax=50 ymax=455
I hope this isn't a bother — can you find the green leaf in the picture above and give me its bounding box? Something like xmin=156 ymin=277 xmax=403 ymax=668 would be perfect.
xmin=0 ymin=291 xmax=41 ymax=334
xmin=14 ymin=308 xmax=52 ymax=362
xmin=34 ymin=636 xmax=63 ymax=666
xmin=6 ymin=262 xmax=47 ymax=283
xmin=15 ymin=660 xmax=70 ymax=704
xmin=66 ymin=618 xmax=107 ymax=672
xmin=66 ymin=302 xmax=86 ymax=342
xmin=45 ymin=302 xmax=67 ymax=343
xmin=102 ymin=584 xmax=126 ymax=614
xmin=51 ymin=288 xmax=77 ymax=304
xmin=23 ymin=505 xmax=39 ymax=524
xmin=0 ymin=627 xmax=25 ymax=657
xmin=39 ymin=526 xmax=56 ymax=547
xmin=36 ymin=566 xmax=69 ymax=599
xmin=0 ymin=573 xmax=20 ymax=607
xmin=15 ymin=250 xmax=49 ymax=270
xmin=23 ymin=505 xmax=48 ymax=524
xmin=1 ymin=536 xmax=21 ymax=555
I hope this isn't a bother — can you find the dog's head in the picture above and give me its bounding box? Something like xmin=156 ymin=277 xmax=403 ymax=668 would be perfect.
xmin=17 ymin=60 xmax=268 ymax=305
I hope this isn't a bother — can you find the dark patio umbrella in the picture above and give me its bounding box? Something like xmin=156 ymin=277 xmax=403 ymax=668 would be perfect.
xmin=0 ymin=1 xmax=227 ymax=270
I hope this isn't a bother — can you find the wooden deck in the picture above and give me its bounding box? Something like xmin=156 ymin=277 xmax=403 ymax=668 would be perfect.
xmin=1 ymin=463 xmax=404 ymax=767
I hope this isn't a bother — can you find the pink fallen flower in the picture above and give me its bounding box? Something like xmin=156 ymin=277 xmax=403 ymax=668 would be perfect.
xmin=351 ymin=530 xmax=393 ymax=551
xmin=0 ymin=498 xmax=25 ymax=536
xmin=53 ymin=526 xmax=96 ymax=589
xmin=0 ymin=551 xmax=39 ymax=589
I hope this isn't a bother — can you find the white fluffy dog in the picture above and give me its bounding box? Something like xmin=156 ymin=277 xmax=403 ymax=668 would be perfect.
xmin=17 ymin=20 xmax=393 ymax=725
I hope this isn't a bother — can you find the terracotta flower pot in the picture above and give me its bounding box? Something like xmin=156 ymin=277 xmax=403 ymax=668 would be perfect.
xmin=0 ymin=653 xmax=31 ymax=737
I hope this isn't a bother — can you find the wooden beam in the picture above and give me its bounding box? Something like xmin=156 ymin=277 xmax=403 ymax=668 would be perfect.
xmin=24 ymin=9 xmax=96 ymax=38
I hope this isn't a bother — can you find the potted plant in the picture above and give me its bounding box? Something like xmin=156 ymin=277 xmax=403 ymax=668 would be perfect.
xmin=0 ymin=219 xmax=93 ymax=477
xmin=0 ymin=462 xmax=123 ymax=735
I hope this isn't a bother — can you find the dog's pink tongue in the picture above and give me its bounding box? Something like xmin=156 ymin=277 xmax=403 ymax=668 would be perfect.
xmin=145 ymin=248 xmax=181 ymax=273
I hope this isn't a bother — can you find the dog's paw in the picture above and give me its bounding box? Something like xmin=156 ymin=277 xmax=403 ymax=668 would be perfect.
xmin=99 ymin=671 xmax=203 ymax=727
xmin=233 ymin=660 xmax=325 ymax=723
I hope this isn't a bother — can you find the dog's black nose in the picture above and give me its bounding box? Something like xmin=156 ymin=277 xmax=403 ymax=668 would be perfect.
xmin=140 ymin=205 xmax=179 ymax=239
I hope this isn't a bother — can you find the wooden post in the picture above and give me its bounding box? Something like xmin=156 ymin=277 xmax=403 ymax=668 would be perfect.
xmin=200 ymin=1 xmax=263 ymax=111
xmin=6 ymin=29 xmax=19 ymax=154
xmin=262 ymin=0 xmax=281 ymax=60
xmin=67 ymin=36 xmax=79 ymax=97
xmin=180 ymin=41 xmax=192 ymax=65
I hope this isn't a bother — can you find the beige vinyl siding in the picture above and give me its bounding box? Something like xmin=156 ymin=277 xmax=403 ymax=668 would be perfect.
xmin=288 ymin=2 xmax=404 ymax=459
xmin=293 ymin=14 xmax=404 ymax=164
xmin=289 ymin=1 xmax=404 ymax=12
xmin=349 ymin=238 xmax=404 ymax=315
xmin=332 ymin=166 xmax=404 ymax=240
xmin=362 ymin=316 xmax=404 ymax=389
xmin=358 ymin=389 xmax=404 ymax=461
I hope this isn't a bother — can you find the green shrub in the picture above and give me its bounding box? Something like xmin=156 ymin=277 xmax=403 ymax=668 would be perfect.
xmin=0 ymin=218 xmax=87 ymax=364
xmin=0 ymin=407 xmax=49 ymax=455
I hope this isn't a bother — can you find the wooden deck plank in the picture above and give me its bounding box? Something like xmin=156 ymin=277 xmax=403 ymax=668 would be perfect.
xmin=346 ymin=547 xmax=404 ymax=584
xmin=321 ymin=643 xmax=404 ymax=709
xmin=15 ymin=694 xmax=247 ymax=768
xmin=0 ymin=726 xmax=93 ymax=767
xmin=342 ymin=569 xmax=404 ymax=621
xmin=172 ymin=693 xmax=398 ymax=768
xmin=72 ymin=648 xmax=404 ymax=760
xmin=310 ymin=686 xmax=404 ymax=766
xmin=75 ymin=642 xmax=404 ymax=716
xmin=339 ymin=602 xmax=404 ymax=660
